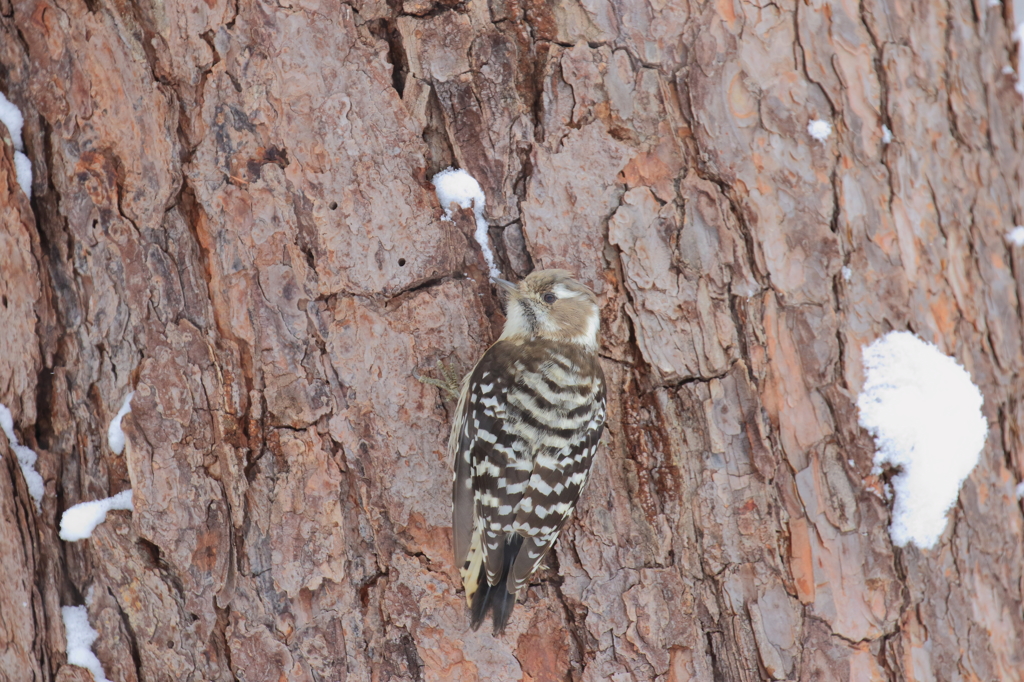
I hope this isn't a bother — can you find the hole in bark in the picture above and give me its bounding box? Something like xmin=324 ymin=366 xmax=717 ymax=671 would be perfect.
xmin=200 ymin=30 xmax=221 ymax=67
xmin=367 ymin=15 xmax=409 ymax=96
xmin=359 ymin=570 xmax=386 ymax=607
xmin=137 ymin=538 xmax=163 ymax=568
xmin=262 ymin=145 xmax=289 ymax=168
xmin=421 ymin=84 xmax=456 ymax=177
xmin=34 ymin=363 xmax=55 ymax=450
xmin=705 ymin=631 xmax=722 ymax=680
xmin=398 ymin=258 xmax=406 ymax=266
xmin=329 ymin=201 xmax=338 ymax=210
xmin=1 ymin=295 xmax=6 ymax=307
xmin=398 ymin=632 xmax=423 ymax=682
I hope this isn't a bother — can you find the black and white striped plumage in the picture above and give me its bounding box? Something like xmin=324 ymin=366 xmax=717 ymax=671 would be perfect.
xmin=450 ymin=270 xmax=606 ymax=634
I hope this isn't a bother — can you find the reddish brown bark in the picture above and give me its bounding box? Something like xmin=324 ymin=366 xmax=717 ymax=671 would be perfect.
xmin=1 ymin=0 xmax=1024 ymax=680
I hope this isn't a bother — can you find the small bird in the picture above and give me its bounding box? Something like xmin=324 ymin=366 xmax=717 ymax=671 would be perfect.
xmin=449 ymin=269 xmax=606 ymax=633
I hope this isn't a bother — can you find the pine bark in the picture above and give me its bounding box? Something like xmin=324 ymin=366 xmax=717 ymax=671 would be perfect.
xmin=1 ymin=0 xmax=1024 ymax=680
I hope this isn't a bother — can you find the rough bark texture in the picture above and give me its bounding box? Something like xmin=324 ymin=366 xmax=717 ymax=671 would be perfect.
xmin=2 ymin=0 xmax=1024 ymax=680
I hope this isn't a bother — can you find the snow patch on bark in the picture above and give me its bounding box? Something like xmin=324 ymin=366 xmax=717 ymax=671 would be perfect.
xmin=1006 ymin=226 xmax=1024 ymax=247
xmin=0 ymin=92 xmax=25 ymax=151
xmin=857 ymin=331 xmax=987 ymax=549
xmin=107 ymin=391 xmax=134 ymax=455
xmin=807 ymin=119 xmax=832 ymax=142
xmin=59 ymin=490 xmax=134 ymax=542
xmin=0 ymin=403 xmax=44 ymax=511
xmin=432 ymin=167 xmax=500 ymax=280
xmin=62 ymin=606 xmax=112 ymax=682
xmin=0 ymin=91 xmax=32 ymax=197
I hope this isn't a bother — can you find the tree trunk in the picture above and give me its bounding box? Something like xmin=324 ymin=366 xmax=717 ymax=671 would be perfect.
xmin=2 ymin=0 xmax=1024 ymax=679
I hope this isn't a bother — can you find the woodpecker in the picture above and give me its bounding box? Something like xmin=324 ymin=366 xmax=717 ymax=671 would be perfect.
xmin=449 ymin=269 xmax=606 ymax=634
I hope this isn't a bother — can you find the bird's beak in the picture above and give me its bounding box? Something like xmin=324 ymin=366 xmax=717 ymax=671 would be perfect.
xmin=491 ymin=277 xmax=518 ymax=296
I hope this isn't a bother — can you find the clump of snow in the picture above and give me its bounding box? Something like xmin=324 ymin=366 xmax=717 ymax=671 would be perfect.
xmin=1016 ymin=482 xmax=1024 ymax=499
xmin=0 ymin=403 xmax=45 ymax=512
xmin=1006 ymin=226 xmax=1024 ymax=247
xmin=857 ymin=331 xmax=987 ymax=549
xmin=107 ymin=391 xmax=134 ymax=455
xmin=14 ymin=151 xmax=32 ymax=197
xmin=0 ymin=92 xmax=31 ymax=198
xmin=1003 ymin=65 xmax=1016 ymax=75
xmin=881 ymin=125 xmax=893 ymax=145
xmin=0 ymin=403 xmax=13 ymax=440
xmin=432 ymin=167 xmax=500 ymax=280
xmin=808 ymin=119 xmax=832 ymax=142
xmin=987 ymin=0 xmax=1000 ymax=7
xmin=59 ymin=490 xmax=134 ymax=542
xmin=841 ymin=266 xmax=852 ymax=281
xmin=62 ymin=606 xmax=112 ymax=682
xmin=0 ymin=92 xmax=25 ymax=151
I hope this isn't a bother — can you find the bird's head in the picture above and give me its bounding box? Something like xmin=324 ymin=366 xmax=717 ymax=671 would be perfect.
xmin=493 ymin=270 xmax=600 ymax=350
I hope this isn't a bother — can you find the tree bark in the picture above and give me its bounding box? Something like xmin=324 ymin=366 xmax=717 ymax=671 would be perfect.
xmin=2 ymin=0 xmax=1023 ymax=680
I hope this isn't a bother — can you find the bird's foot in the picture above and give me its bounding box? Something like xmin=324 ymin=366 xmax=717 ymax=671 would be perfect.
xmin=416 ymin=360 xmax=463 ymax=401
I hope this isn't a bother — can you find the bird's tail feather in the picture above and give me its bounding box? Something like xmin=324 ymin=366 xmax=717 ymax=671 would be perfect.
xmin=469 ymin=534 xmax=523 ymax=634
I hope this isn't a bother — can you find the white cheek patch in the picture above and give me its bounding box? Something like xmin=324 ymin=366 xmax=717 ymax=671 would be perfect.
xmin=499 ymin=300 xmax=532 ymax=339
xmin=551 ymin=283 xmax=573 ymax=299
xmin=539 ymin=313 xmax=560 ymax=336
xmin=570 ymin=307 xmax=600 ymax=349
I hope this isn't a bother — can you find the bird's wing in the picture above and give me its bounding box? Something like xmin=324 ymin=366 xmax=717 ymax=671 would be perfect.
xmin=450 ymin=369 xmax=476 ymax=570
xmin=451 ymin=343 xmax=533 ymax=595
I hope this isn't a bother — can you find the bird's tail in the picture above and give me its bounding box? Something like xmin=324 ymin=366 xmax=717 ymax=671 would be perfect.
xmin=469 ymin=533 xmax=523 ymax=635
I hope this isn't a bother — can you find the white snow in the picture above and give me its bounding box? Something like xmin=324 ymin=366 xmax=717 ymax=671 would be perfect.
xmin=59 ymin=490 xmax=134 ymax=542
xmin=1006 ymin=226 xmax=1024 ymax=246
xmin=0 ymin=92 xmax=31 ymax=198
xmin=62 ymin=606 xmax=112 ymax=682
xmin=0 ymin=92 xmax=25 ymax=151
xmin=0 ymin=403 xmax=12 ymax=439
xmin=881 ymin=125 xmax=893 ymax=145
xmin=841 ymin=266 xmax=852 ymax=281
xmin=14 ymin=150 xmax=31 ymax=197
xmin=1003 ymin=65 xmax=1016 ymax=75
xmin=0 ymin=403 xmax=44 ymax=512
xmin=107 ymin=391 xmax=134 ymax=455
xmin=432 ymin=167 xmax=501 ymax=280
xmin=1016 ymin=482 xmax=1024 ymax=500
xmin=857 ymin=331 xmax=987 ymax=549
xmin=987 ymin=0 xmax=1000 ymax=7
xmin=808 ymin=119 xmax=832 ymax=142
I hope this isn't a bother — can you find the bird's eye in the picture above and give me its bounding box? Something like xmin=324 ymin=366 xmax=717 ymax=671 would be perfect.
xmin=543 ymin=293 xmax=557 ymax=304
